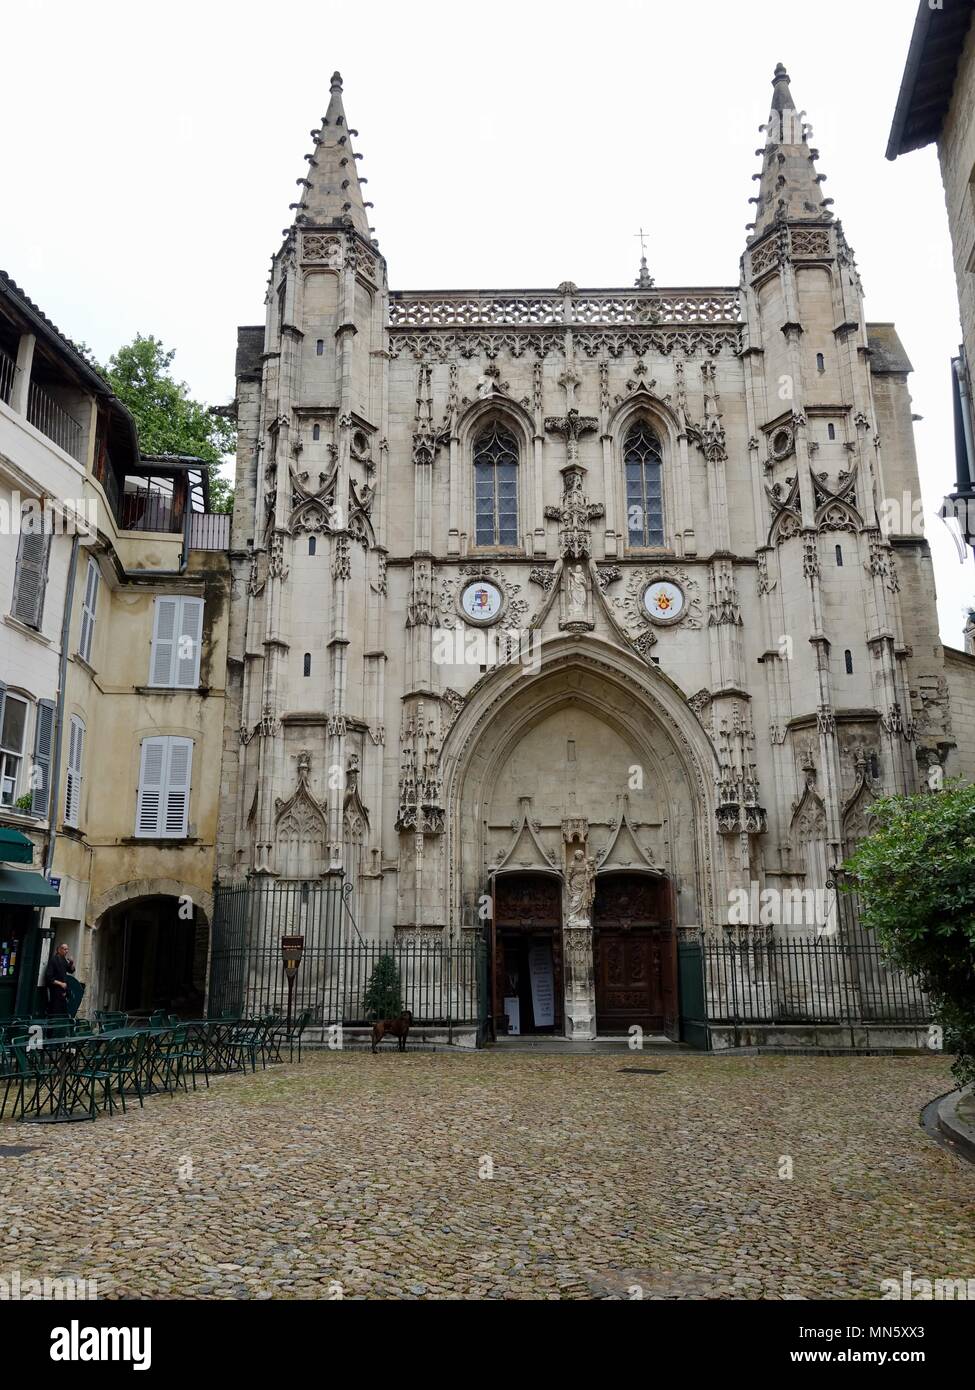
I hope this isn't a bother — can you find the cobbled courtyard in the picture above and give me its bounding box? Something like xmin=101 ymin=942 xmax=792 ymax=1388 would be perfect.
xmin=2 ymin=1051 xmax=973 ymax=1300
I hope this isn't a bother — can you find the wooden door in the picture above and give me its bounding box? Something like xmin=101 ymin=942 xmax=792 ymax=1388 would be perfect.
xmin=593 ymin=874 xmax=677 ymax=1036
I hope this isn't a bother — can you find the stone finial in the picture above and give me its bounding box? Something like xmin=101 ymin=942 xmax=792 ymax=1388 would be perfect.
xmin=771 ymin=61 xmax=795 ymax=113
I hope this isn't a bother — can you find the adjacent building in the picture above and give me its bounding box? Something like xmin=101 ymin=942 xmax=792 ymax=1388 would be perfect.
xmin=0 ymin=273 xmax=230 ymax=1019
xmin=888 ymin=0 xmax=975 ymax=780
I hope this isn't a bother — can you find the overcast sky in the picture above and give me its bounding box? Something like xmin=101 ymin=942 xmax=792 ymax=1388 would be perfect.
xmin=4 ymin=0 xmax=973 ymax=643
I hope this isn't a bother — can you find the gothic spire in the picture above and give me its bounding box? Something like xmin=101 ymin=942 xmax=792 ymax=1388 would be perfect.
xmin=291 ymin=72 xmax=375 ymax=241
xmin=746 ymin=63 xmax=833 ymax=240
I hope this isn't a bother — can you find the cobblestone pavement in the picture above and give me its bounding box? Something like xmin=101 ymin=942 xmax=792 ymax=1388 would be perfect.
xmin=2 ymin=1052 xmax=973 ymax=1300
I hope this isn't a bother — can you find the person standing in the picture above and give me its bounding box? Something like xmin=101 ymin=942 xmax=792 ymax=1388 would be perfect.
xmin=45 ymin=943 xmax=75 ymax=1017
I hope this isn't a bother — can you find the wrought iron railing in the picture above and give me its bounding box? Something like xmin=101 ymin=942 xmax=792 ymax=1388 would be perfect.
xmin=26 ymin=380 xmax=85 ymax=462
xmin=118 ymin=487 xmax=175 ymax=533
xmin=692 ymin=935 xmax=929 ymax=1026
xmin=209 ymin=879 xmax=487 ymax=1033
xmin=387 ymin=286 xmax=741 ymax=328
xmin=0 ymin=347 xmax=17 ymax=406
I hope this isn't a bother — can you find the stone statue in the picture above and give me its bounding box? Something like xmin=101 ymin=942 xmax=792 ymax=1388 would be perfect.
xmin=567 ymin=562 xmax=588 ymax=616
xmin=565 ymin=848 xmax=596 ymax=925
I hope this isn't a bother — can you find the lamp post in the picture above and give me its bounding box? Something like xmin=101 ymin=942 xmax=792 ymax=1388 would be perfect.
xmin=281 ymin=935 xmax=304 ymax=1032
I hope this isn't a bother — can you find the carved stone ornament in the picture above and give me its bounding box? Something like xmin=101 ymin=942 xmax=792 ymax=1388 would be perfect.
xmin=613 ymin=568 xmax=702 ymax=654
xmin=544 ymin=463 xmax=605 ymax=559
xmin=437 ymin=565 xmax=528 ymax=631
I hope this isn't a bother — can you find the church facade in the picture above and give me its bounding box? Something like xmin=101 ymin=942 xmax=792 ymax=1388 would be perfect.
xmin=217 ymin=65 xmax=969 ymax=1039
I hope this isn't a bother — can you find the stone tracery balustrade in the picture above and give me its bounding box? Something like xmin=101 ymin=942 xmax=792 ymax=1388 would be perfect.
xmin=387 ymin=287 xmax=741 ymax=328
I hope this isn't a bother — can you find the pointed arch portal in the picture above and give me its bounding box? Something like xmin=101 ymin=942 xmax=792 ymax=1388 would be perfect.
xmin=442 ymin=640 xmax=718 ymax=1038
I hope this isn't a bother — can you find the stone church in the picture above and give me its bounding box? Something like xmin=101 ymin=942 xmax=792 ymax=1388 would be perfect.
xmin=217 ymin=64 xmax=969 ymax=1039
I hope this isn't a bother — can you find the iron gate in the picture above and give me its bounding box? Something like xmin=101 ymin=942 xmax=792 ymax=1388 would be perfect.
xmin=209 ymin=878 xmax=488 ymax=1038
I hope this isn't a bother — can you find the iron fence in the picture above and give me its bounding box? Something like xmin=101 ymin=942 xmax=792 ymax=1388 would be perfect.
xmin=695 ymin=935 xmax=929 ymax=1026
xmin=209 ymin=879 xmax=487 ymax=1034
xmin=26 ymin=380 xmax=84 ymax=461
xmin=0 ymin=347 xmax=17 ymax=406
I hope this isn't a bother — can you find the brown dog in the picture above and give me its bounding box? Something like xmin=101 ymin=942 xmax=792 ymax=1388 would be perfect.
xmin=371 ymin=1010 xmax=413 ymax=1053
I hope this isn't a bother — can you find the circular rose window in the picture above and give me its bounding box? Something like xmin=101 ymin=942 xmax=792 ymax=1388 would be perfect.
xmin=460 ymin=580 xmax=504 ymax=625
xmin=770 ymin=427 xmax=794 ymax=460
xmin=642 ymin=579 xmax=685 ymax=624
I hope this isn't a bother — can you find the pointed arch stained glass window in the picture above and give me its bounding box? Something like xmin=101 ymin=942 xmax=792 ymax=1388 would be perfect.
xmin=474 ymin=423 xmax=519 ymax=547
xmin=625 ymin=421 xmax=664 ymax=547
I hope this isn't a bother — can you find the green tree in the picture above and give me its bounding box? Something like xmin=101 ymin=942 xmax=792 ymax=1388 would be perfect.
xmin=99 ymin=335 xmax=236 ymax=512
xmin=363 ymin=954 xmax=403 ymax=1021
xmin=843 ymin=781 xmax=975 ymax=1087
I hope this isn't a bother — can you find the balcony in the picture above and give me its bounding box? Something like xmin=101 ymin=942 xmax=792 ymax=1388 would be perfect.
xmin=0 ymin=346 xmax=16 ymax=406
xmin=189 ymin=511 xmax=231 ymax=550
xmin=26 ymin=378 xmax=85 ymax=462
xmin=1 ymin=343 xmax=86 ymax=463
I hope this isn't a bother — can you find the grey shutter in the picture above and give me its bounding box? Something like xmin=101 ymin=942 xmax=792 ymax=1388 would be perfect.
xmin=79 ymin=558 xmax=99 ymax=663
xmin=150 ymin=597 xmax=179 ymax=686
xmin=12 ymin=529 xmax=51 ymax=629
xmin=136 ymin=737 xmax=166 ymax=836
xmin=31 ymin=698 xmax=56 ymax=818
xmin=64 ymin=716 xmax=84 ymax=828
xmin=163 ymin=737 xmax=193 ymax=836
xmin=175 ymin=598 xmax=204 ymax=688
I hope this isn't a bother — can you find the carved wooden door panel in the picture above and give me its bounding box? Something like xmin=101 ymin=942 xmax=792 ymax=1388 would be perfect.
xmin=593 ymin=874 xmax=676 ymax=1036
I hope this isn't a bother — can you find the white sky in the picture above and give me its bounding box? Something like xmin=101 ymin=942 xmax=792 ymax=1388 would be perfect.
xmin=3 ymin=0 xmax=973 ymax=644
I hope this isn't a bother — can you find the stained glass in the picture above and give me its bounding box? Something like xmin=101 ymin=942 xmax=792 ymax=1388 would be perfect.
xmin=624 ymin=421 xmax=664 ymax=547
xmin=474 ymin=424 xmax=519 ymax=546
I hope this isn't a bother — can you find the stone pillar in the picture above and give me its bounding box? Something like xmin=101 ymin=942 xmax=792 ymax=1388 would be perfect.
xmin=11 ymin=332 xmax=34 ymax=415
xmin=561 ymin=827 xmax=596 ymax=1040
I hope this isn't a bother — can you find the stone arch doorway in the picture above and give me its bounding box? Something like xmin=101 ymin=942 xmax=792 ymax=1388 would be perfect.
xmin=492 ymin=871 xmax=563 ymax=1035
xmin=95 ymin=895 xmax=209 ymax=1017
xmin=592 ymin=871 xmax=677 ymax=1037
xmin=443 ymin=640 xmax=718 ymax=1039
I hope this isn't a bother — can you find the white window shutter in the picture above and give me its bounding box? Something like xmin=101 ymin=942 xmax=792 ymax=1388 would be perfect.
xmin=31 ymin=698 xmax=56 ymax=818
xmin=175 ymin=598 xmax=204 ymax=688
xmin=12 ymin=529 xmax=51 ymax=629
xmin=64 ymin=716 xmax=85 ymax=828
xmin=79 ymin=559 xmax=99 ymax=663
xmin=163 ymin=737 xmax=193 ymax=836
xmin=136 ymin=737 xmax=166 ymax=835
xmin=150 ymin=597 xmax=179 ymax=685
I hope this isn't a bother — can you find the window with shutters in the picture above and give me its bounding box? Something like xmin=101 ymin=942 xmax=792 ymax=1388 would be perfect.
xmin=78 ymin=558 xmax=99 ymax=664
xmin=473 ymin=422 xmax=519 ymax=547
xmin=64 ymin=716 xmax=85 ymax=829
xmin=0 ymin=691 xmax=29 ymax=807
xmin=11 ymin=525 xmax=51 ymax=630
xmin=149 ymin=596 xmax=204 ymax=688
xmin=135 ymin=736 xmax=193 ymax=838
xmin=30 ymin=699 xmax=56 ymax=818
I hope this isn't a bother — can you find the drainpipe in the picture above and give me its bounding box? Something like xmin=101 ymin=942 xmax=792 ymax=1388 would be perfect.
xmin=44 ymin=533 xmax=79 ymax=883
xmin=952 ymin=352 xmax=975 ymax=498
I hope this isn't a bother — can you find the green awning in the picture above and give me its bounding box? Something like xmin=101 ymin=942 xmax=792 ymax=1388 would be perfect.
xmin=0 ymin=868 xmax=60 ymax=907
xmin=0 ymin=827 xmax=34 ymax=865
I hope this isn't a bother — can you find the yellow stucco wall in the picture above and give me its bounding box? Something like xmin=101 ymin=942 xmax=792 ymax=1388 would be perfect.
xmin=48 ymin=485 xmax=230 ymax=989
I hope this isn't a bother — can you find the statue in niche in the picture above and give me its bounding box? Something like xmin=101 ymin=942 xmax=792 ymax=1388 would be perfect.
xmin=567 ymin=563 xmax=588 ymax=616
xmin=565 ymin=848 xmax=596 ymax=926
